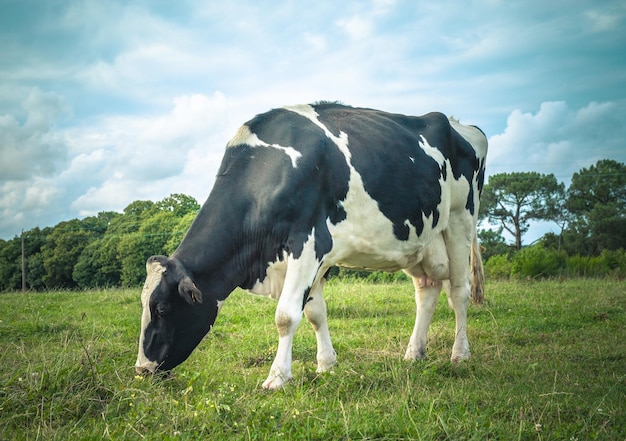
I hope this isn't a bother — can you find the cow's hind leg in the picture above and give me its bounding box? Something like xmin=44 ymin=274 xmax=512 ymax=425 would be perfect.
xmin=447 ymin=280 xmax=471 ymax=362
xmin=448 ymin=287 xmax=470 ymax=362
xmin=304 ymin=279 xmax=337 ymax=373
xmin=403 ymin=234 xmax=448 ymax=360
xmin=444 ymin=215 xmax=474 ymax=362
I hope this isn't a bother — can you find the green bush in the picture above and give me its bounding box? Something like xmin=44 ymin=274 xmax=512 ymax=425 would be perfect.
xmin=483 ymin=247 xmax=626 ymax=280
xmin=484 ymin=254 xmax=513 ymax=279
xmin=561 ymin=249 xmax=626 ymax=278
xmin=565 ymin=254 xmax=609 ymax=278
xmin=601 ymin=248 xmax=626 ymax=278
xmin=510 ymin=244 xmax=566 ymax=279
xmin=329 ymin=268 xmax=409 ymax=283
xmin=365 ymin=271 xmax=409 ymax=283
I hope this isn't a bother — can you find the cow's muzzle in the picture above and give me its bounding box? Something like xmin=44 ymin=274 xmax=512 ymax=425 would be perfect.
xmin=135 ymin=361 xmax=158 ymax=375
xmin=135 ymin=365 xmax=152 ymax=375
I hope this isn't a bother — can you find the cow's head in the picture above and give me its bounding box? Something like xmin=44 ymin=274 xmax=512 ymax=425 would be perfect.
xmin=135 ymin=255 xmax=218 ymax=374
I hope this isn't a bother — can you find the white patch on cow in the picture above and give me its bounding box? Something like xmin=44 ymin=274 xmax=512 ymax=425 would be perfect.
xmin=216 ymin=299 xmax=226 ymax=313
xmin=326 ymin=146 xmax=446 ymax=270
xmin=282 ymin=104 xmax=319 ymax=125
xmin=283 ymin=229 xmax=322 ymax=293
xmin=418 ymin=135 xmax=446 ymax=167
xmin=449 ymin=172 xmax=472 ymax=215
xmin=326 ymin=169 xmax=419 ymax=270
xmin=449 ymin=118 xmax=488 ymax=159
xmin=135 ymin=260 xmax=166 ymax=372
xmin=226 ymin=124 xmax=253 ymax=148
xmin=140 ymin=260 xmax=166 ymax=308
xmin=226 ymin=124 xmax=302 ymax=168
xmin=249 ymin=254 xmax=288 ymax=300
xmin=283 ymin=104 xmax=352 ymax=160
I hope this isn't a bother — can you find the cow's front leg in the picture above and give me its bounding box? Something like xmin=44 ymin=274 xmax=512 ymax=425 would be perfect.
xmin=263 ymin=301 xmax=302 ymax=389
xmin=304 ymin=280 xmax=337 ymax=373
xmin=263 ymin=231 xmax=326 ymax=390
xmin=443 ymin=215 xmax=473 ymax=362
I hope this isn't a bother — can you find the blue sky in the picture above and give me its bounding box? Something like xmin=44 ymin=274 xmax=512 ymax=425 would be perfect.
xmin=1 ymin=0 xmax=625 ymax=243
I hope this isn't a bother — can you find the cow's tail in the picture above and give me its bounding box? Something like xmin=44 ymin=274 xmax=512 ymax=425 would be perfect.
xmin=470 ymin=234 xmax=485 ymax=304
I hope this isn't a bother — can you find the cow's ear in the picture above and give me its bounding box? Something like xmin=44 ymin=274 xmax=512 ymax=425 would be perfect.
xmin=178 ymin=277 xmax=203 ymax=305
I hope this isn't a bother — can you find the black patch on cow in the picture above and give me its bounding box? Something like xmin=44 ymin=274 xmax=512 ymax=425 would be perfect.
xmin=447 ymin=127 xmax=482 ymax=215
xmin=477 ymin=157 xmax=486 ymax=195
xmin=301 ymin=286 xmax=312 ymax=310
xmin=315 ymin=106 xmax=450 ymax=239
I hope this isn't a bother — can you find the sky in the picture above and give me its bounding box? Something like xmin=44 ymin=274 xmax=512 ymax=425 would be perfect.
xmin=1 ymin=0 xmax=625 ymax=243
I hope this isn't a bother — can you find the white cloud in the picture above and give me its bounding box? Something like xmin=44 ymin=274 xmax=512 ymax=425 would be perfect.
xmin=0 ymin=178 xmax=62 ymax=237
xmin=336 ymin=0 xmax=396 ymax=40
xmin=487 ymin=101 xmax=625 ymax=182
xmin=0 ymin=89 xmax=70 ymax=180
xmin=337 ymin=15 xmax=374 ymax=40
xmin=303 ymin=32 xmax=327 ymax=52
xmin=67 ymin=91 xmax=232 ymax=216
xmin=79 ymin=44 xmax=216 ymax=99
xmin=0 ymin=90 xmax=235 ymax=237
xmin=584 ymin=8 xmax=623 ymax=32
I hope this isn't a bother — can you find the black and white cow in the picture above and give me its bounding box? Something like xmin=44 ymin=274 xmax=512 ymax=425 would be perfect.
xmin=135 ymin=103 xmax=488 ymax=389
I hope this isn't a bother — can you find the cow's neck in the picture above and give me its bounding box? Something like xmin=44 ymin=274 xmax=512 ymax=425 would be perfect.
xmin=171 ymin=178 xmax=270 ymax=300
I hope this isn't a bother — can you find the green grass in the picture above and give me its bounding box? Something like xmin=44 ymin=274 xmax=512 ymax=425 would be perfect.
xmin=1 ymin=279 xmax=625 ymax=440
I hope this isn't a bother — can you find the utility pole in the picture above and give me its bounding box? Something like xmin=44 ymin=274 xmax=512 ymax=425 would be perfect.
xmin=21 ymin=229 xmax=26 ymax=292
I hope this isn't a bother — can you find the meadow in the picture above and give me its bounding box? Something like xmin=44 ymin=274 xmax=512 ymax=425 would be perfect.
xmin=1 ymin=279 xmax=624 ymax=440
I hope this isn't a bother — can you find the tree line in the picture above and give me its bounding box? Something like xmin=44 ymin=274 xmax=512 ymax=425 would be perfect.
xmin=0 ymin=160 xmax=624 ymax=292
xmin=0 ymin=194 xmax=200 ymax=291
xmin=478 ymin=159 xmax=626 ymax=278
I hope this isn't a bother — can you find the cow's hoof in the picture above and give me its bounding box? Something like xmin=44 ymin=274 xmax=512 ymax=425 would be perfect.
xmin=450 ymin=351 xmax=470 ymax=363
xmin=451 ymin=340 xmax=470 ymax=362
xmin=316 ymin=351 xmax=337 ymax=373
xmin=404 ymin=346 xmax=426 ymax=361
xmin=262 ymin=372 xmax=292 ymax=390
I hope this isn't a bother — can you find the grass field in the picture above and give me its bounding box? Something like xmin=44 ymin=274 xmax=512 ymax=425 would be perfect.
xmin=1 ymin=279 xmax=624 ymax=440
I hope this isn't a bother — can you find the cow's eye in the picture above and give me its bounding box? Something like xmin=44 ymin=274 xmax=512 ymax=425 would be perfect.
xmin=155 ymin=304 xmax=168 ymax=318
